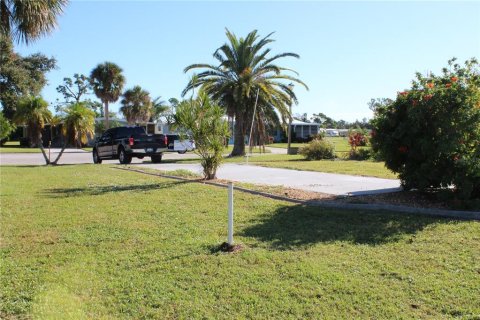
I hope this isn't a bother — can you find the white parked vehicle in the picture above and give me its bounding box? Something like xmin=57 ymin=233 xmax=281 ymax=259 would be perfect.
xmin=326 ymin=129 xmax=339 ymax=137
xmin=168 ymin=135 xmax=195 ymax=154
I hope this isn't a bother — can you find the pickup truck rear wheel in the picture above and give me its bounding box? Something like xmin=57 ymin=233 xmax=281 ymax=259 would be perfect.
xmin=119 ymin=148 xmax=132 ymax=164
xmin=151 ymin=155 xmax=162 ymax=163
xmin=92 ymin=149 xmax=102 ymax=164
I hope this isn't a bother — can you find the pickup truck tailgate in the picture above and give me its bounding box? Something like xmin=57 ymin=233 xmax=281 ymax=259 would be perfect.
xmin=131 ymin=134 xmax=166 ymax=150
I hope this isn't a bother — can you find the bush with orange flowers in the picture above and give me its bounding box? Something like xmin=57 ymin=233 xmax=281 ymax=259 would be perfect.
xmin=371 ymin=58 xmax=480 ymax=201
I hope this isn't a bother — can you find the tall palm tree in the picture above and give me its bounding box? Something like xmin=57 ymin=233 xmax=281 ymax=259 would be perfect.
xmin=90 ymin=62 xmax=125 ymax=130
xmin=182 ymin=29 xmax=308 ymax=156
xmin=0 ymin=0 xmax=68 ymax=44
xmin=13 ymin=95 xmax=52 ymax=147
xmin=120 ymin=85 xmax=152 ymax=124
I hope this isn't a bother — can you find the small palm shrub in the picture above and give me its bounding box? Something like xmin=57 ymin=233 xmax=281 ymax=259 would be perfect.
xmin=299 ymin=139 xmax=335 ymax=160
xmin=174 ymin=92 xmax=229 ymax=180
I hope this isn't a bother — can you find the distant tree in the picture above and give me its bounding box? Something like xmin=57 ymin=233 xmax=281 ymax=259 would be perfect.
xmin=0 ymin=0 xmax=68 ymax=44
xmin=294 ymin=112 xmax=309 ymax=122
xmin=94 ymin=118 xmax=121 ymax=136
xmin=120 ymin=86 xmax=152 ymax=124
xmin=174 ymin=92 xmax=229 ymax=179
xmin=160 ymin=98 xmax=180 ymax=125
xmin=336 ymin=120 xmax=347 ymax=129
xmin=62 ymin=102 xmax=95 ymax=148
xmin=311 ymin=112 xmax=337 ymax=128
xmin=183 ymin=29 xmax=307 ymax=156
xmin=56 ymin=73 xmax=91 ymax=104
xmin=150 ymin=97 xmax=179 ymax=125
xmin=87 ymin=100 xmax=104 ymax=118
xmin=0 ymin=38 xmax=56 ymax=119
xmin=13 ymin=96 xmax=51 ymax=147
xmin=150 ymin=96 xmax=169 ymax=122
xmin=368 ymin=98 xmax=393 ymax=114
xmin=90 ymin=62 xmax=125 ymax=129
xmin=0 ymin=111 xmax=15 ymax=144
xmin=169 ymin=98 xmax=179 ymax=107
xmin=346 ymin=119 xmax=372 ymax=130
xmin=55 ymin=73 xmax=103 ymax=116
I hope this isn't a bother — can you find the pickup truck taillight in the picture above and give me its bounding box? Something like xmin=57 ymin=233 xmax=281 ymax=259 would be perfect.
xmin=129 ymin=137 xmax=134 ymax=146
xmin=164 ymin=135 xmax=168 ymax=146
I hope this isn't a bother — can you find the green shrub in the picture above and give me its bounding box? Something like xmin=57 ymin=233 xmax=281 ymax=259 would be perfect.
xmin=0 ymin=112 xmax=15 ymax=144
xmin=371 ymin=58 xmax=480 ymax=200
xmin=299 ymin=139 xmax=335 ymax=160
xmin=348 ymin=149 xmax=371 ymax=160
xmin=311 ymin=132 xmax=325 ymax=141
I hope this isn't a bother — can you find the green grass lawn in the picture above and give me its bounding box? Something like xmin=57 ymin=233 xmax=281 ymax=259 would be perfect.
xmin=0 ymin=141 xmax=42 ymax=153
xmin=224 ymin=145 xmax=271 ymax=154
xmin=1 ymin=165 xmax=479 ymax=319
xmin=0 ymin=141 xmax=93 ymax=153
xmin=219 ymin=154 xmax=397 ymax=179
xmin=269 ymin=137 xmax=369 ymax=157
xmin=270 ymin=137 xmax=351 ymax=151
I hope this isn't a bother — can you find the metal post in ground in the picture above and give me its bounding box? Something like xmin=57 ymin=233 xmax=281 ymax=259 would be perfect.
xmin=227 ymin=182 xmax=234 ymax=245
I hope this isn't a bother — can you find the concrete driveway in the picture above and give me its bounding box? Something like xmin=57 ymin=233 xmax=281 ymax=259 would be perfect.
xmin=137 ymin=163 xmax=401 ymax=196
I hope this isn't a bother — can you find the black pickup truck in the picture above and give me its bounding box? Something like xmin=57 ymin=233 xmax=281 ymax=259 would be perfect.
xmin=92 ymin=126 xmax=168 ymax=164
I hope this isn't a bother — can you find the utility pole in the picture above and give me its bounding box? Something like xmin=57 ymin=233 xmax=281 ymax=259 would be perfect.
xmin=246 ymin=88 xmax=260 ymax=164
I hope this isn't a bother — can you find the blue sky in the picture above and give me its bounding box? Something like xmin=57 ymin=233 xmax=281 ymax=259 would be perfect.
xmin=16 ymin=1 xmax=480 ymax=122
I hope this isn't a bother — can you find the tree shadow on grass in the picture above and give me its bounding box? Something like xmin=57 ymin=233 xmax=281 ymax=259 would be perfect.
xmin=241 ymin=204 xmax=455 ymax=249
xmin=41 ymin=180 xmax=188 ymax=198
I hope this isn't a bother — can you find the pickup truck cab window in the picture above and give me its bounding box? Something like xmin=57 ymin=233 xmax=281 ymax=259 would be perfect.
xmin=115 ymin=127 xmax=146 ymax=139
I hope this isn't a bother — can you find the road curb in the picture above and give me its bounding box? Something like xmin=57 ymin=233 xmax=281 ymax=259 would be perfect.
xmin=116 ymin=167 xmax=480 ymax=221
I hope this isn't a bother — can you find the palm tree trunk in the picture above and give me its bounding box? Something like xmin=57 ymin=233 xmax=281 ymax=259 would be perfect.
xmin=37 ymin=134 xmax=50 ymax=165
xmin=50 ymin=142 xmax=67 ymax=165
xmin=231 ymin=112 xmax=245 ymax=156
xmin=104 ymin=100 xmax=109 ymax=129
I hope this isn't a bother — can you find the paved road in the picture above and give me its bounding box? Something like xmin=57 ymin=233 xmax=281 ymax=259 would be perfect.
xmin=264 ymin=146 xmax=287 ymax=154
xmin=0 ymin=148 xmax=272 ymax=166
xmin=0 ymin=149 xmax=199 ymax=165
xmin=137 ymin=163 xmax=401 ymax=196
